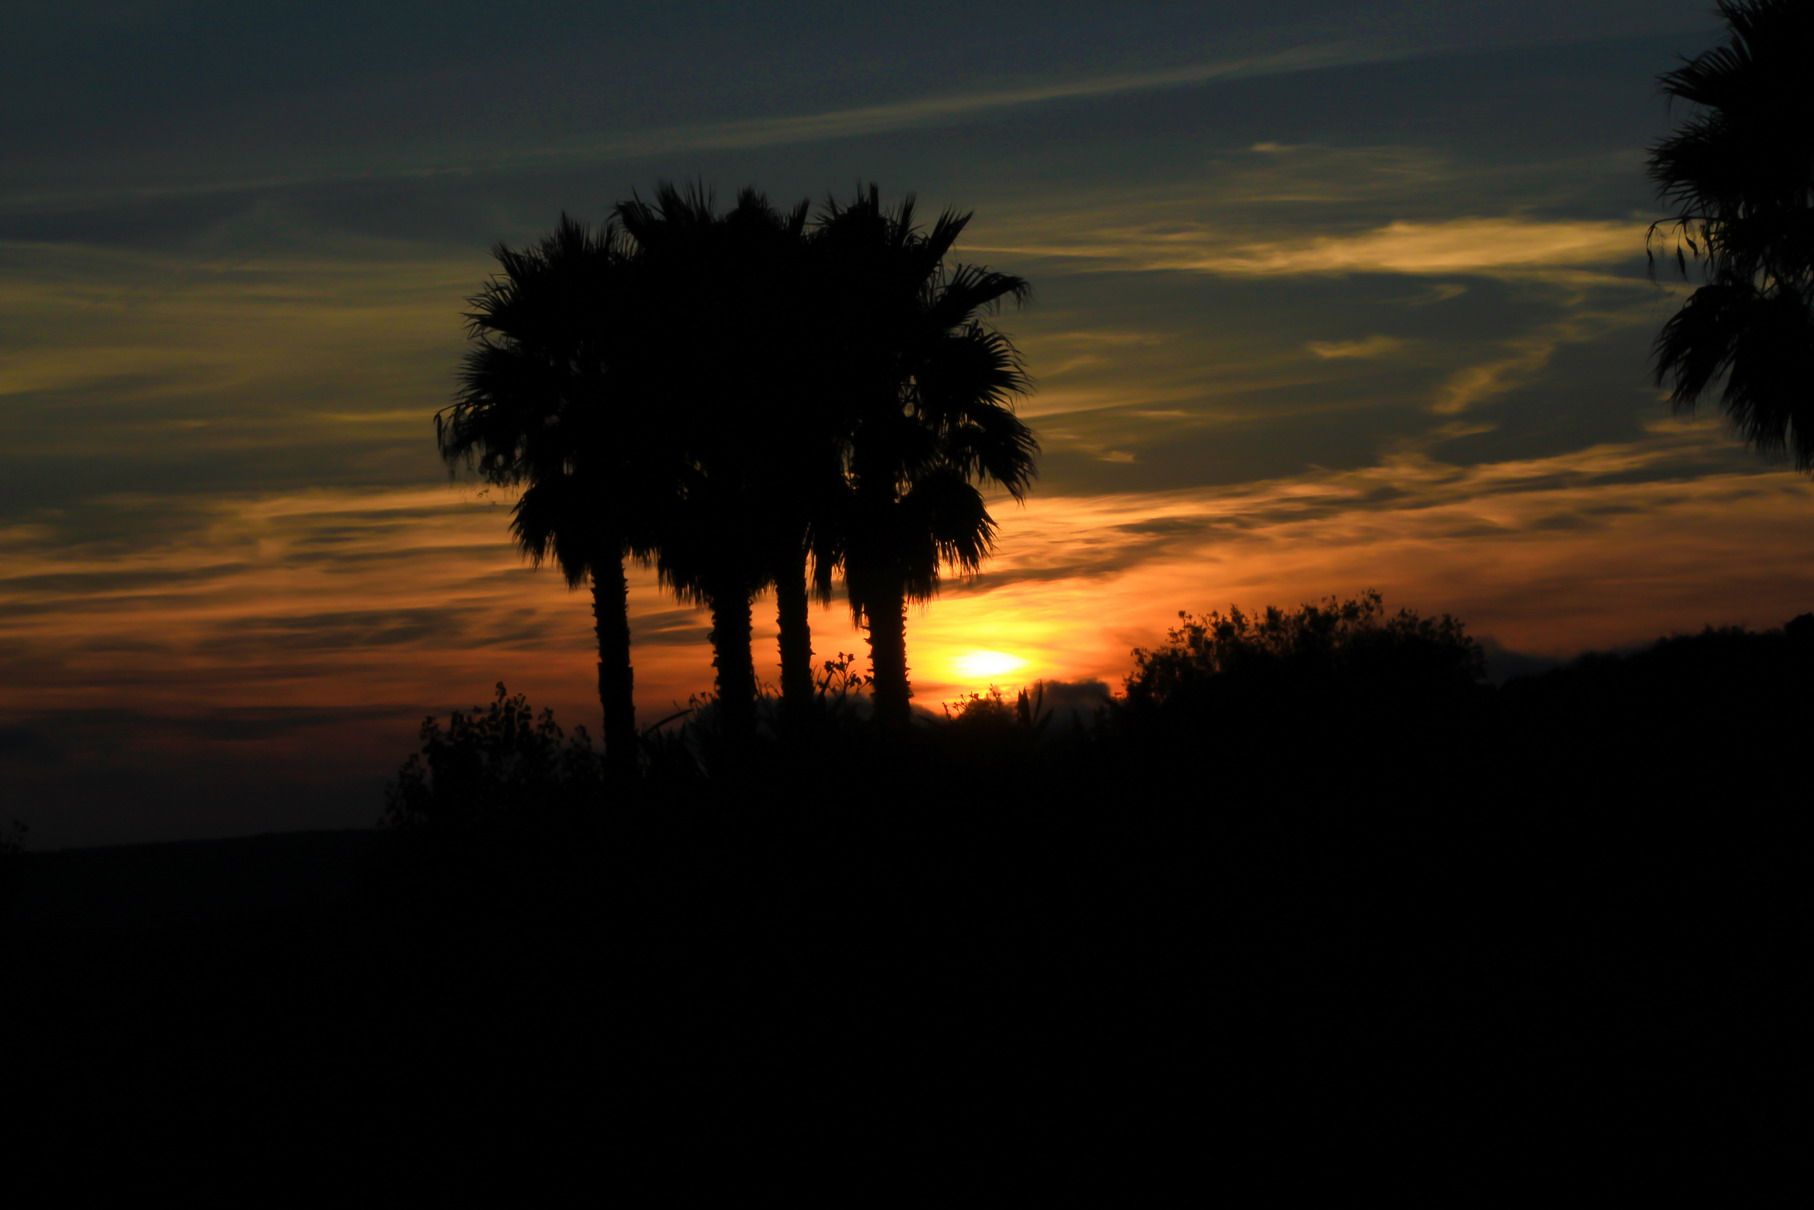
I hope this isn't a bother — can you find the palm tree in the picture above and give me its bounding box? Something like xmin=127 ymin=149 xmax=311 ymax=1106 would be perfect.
xmin=721 ymin=190 xmax=843 ymax=734
xmin=1649 ymin=0 xmax=1814 ymax=468
xmin=812 ymin=189 xmax=1038 ymax=728
xmin=439 ymin=215 xmax=669 ymax=775
xmin=615 ymin=184 xmax=825 ymax=742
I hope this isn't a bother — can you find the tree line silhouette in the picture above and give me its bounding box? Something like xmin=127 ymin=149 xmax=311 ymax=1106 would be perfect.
xmin=438 ymin=184 xmax=1036 ymax=770
xmin=10 ymin=597 xmax=1811 ymax=1187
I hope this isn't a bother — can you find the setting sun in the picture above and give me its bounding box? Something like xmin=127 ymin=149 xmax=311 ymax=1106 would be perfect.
xmin=950 ymin=649 xmax=1030 ymax=683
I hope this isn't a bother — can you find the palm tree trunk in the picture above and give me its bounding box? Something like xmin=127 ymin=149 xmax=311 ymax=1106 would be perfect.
xmin=709 ymin=589 xmax=758 ymax=743
xmin=591 ymin=556 xmax=638 ymax=776
xmin=774 ymin=551 xmax=814 ymax=730
xmin=866 ymin=583 xmax=911 ymax=729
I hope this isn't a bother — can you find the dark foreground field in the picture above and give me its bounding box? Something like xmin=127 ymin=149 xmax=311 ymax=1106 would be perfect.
xmin=4 ymin=623 xmax=1810 ymax=1190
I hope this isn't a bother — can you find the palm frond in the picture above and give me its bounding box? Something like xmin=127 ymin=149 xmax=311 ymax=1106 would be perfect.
xmin=1647 ymin=0 xmax=1814 ymax=468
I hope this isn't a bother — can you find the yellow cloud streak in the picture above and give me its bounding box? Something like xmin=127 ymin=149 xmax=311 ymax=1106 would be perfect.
xmin=0 ymin=239 xmax=479 ymax=410
xmin=1307 ymin=335 xmax=1410 ymax=361
xmin=974 ymin=216 xmax=1647 ymax=281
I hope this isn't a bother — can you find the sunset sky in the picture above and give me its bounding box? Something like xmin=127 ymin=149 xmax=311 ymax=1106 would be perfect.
xmin=8 ymin=1 xmax=1814 ymax=845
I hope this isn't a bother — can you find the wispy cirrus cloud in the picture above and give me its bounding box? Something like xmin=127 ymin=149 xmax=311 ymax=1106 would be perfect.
xmin=0 ymin=234 xmax=477 ymax=494
xmin=976 ymin=215 xmax=1647 ymax=282
xmin=1429 ymin=298 xmax=1666 ymax=415
xmin=0 ymin=43 xmax=1416 ymax=216
xmin=1307 ymin=335 xmax=1412 ymax=360
xmin=1211 ymin=217 xmax=1645 ymax=278
xmin=628 ymin=43 xmax=1396 ymax=155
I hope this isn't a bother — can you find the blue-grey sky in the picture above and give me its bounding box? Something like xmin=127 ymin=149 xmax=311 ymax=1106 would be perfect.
xmin=7 ymin=1 xmax=1811 ymax=845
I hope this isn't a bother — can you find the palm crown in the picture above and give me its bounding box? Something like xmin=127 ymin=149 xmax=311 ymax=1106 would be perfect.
xmin=1649 ymin=0 xmax=1814 ymax=468
xmin=813 ymin=188 xmax=1037 ymax=725
xmin=439 ymin=215 xmax=668 ymax=770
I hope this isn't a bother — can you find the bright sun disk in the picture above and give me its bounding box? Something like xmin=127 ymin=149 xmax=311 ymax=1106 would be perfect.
xmin=951 ymin=649 xmax=1029 ymax=681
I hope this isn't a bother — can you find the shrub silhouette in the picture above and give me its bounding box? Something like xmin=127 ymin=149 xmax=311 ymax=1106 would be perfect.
xmin=942 ymin=683 xmax=1056 ymax=738
xmin=1122 ymin=589 xmax=1484 ymax=724
xmin=384 ymin=683 xmax=603 ymax=831
xmin=1499 ymin=611 xmax=1814 ymax=808
xmin=943 ymin=685 xmax=1016 ymax=726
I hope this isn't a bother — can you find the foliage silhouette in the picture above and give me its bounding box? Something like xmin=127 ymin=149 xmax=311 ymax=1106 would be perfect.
xmin=384 ymin=683 xmax=603 ymax=832
xmin=1648 ymin=0 xmax=1814 ymax=468
xmin=943 ymin=684 xmax=1017 ymax=726
xmin=1122 ymin=590 xmax=1485 ymax=720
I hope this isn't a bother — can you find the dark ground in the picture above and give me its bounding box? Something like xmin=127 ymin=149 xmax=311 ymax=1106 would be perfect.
xmin=3 ymin=625 xmax=1809 ymax=1191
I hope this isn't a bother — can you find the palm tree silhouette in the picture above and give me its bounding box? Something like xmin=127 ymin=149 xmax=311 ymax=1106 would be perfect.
xmin=813 ymin=189 xmax=1038 ymax=728
xmin=1649 ymin=0 xmax=1814 ymax=468
xmin=444 ymin=189 xmax=1034 ymax=749
xmin=439 ymin=216 xmax=671 ymax=774
xmin=729 ymin=192 xmax=842 ymax=734
xmin=616 ymin=185 xmax=826 ymax=742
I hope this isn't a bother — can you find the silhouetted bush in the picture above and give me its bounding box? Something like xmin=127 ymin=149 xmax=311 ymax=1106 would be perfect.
xmin=942 ymin=685 xmax=1019 ymax=728
xmin=383 ymin=683 xmax=604 ymax=832
xmin=1497 ymin=612 xmax=1814 ymax=813
xmin=1121 ymin=589 xmax=1484 ymax=724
